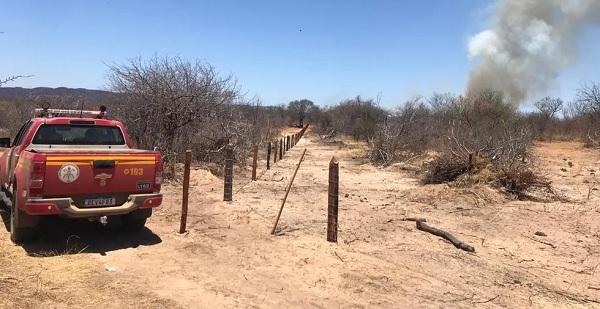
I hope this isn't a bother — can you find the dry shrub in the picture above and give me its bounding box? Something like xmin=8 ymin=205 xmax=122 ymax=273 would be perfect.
xmin=496 ymin=167 xmax=552 ymax=199
xmin=315 ymin=96 xmax=386 ymax=141
xmin=423 ymin=154 xmax=471 ymax=184
xmin=412 ymin=90 xmax=548 ymax=197
xmin=107 ymin=56 xmax=286 ymax=176
xmin=368 ymin=97 xmax=432 ymax=165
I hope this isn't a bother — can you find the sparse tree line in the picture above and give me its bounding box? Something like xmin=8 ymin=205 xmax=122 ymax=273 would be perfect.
xmin=309 ymin=83 xmax=600 ymax=198
xmin=2 ymin=57 xmax=600 ymax=194
xmin=0 ymin=57 xmax=309 ymax=176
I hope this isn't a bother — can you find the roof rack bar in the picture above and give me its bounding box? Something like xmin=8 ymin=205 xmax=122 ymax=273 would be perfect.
xmin=34 ymin=107 xmax=108 ymax=119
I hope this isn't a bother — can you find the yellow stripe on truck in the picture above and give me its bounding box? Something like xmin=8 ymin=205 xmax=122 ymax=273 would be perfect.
xmin=46 ymin=161 xmax=155 ymax=166
xmin=46 ymin=156 xmax=155 ymax=162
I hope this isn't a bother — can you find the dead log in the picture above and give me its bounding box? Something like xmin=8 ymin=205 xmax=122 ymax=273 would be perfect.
xmin=416 ymin=221 xmax=475 ymax=252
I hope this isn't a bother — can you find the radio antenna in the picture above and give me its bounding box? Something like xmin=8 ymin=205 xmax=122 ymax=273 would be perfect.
xmin=79 ymin=100 xmax=84 ymax=118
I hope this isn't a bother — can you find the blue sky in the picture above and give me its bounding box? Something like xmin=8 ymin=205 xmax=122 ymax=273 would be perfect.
xmin=1 ymin=0 xmax=598 ymax=108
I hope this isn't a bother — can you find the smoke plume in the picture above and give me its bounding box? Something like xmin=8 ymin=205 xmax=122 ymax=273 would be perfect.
xmin=467 ymin=0 xmax=600 ymax=103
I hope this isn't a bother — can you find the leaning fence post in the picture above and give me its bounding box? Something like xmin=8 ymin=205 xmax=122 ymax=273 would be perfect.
xmin=273 ymin=140 xmax=278 ymax=163
xmin=224 ymin=145 xmax=233 ymax=201
xmin=267 ymin=142 xmax=272 ymax=170
xmin=327 ymin=157 xmax=339 ymax=242
xmin=279 ymin=138 xmax=283 ymax=160
xmin=179 ymin=150 xmax=192 ymax=234
xmin=252 ymin=145 xmax=258 ymax=181
xmin=271 ymin=148 xmax=307 ymax=235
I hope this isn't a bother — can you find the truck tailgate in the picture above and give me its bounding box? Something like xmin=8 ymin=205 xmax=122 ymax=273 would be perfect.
xmin=42 ymin=153 xmax=158 ymax=199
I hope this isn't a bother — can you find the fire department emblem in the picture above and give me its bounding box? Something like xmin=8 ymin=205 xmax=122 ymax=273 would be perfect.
xmin=58 ymin=163 xmax=80 ymax=183
xmin=94 ymin=173 xmax=113 ymax=187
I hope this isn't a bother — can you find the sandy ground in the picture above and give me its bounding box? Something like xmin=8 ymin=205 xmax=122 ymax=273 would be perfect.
xmin=1 ymin=129 xmax=600 ymax=308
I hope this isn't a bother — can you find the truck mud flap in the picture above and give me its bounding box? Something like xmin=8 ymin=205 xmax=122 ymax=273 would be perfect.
xmin=0 ymin=191 xmax=12 ymax=209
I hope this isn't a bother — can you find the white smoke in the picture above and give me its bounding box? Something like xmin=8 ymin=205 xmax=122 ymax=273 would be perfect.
xmin=467 ymin=0 xmax=600 ymax=104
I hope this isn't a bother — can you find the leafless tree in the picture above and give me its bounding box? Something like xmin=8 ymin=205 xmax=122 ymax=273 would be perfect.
xmin=369 ymin=97 xmax=431 ymax=165
xmin=532 ymin=96 xmax=563 ymax=140
xmin=287 ymin=99 xmax=315 ymax=127
xmin=107 ymin=56 xmax=240 ymax=163
xmin=534 ymin=97 xmax=563 ymax=120
xmin=106 ymin=56 xmax=289 ymax=175
xmin=577 ymin=82 xmax=600 ymax=113
xmin=572 ymin=83 xmax=600 ymax=146
xmin=320 ymin=96 xmax=386 ymax=141
xmin=0 ymin=75 xmax=32 ymax=87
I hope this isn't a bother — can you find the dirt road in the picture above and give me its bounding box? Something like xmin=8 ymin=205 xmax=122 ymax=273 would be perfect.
xmin=1 ymin=130 xmax=600 ymax=308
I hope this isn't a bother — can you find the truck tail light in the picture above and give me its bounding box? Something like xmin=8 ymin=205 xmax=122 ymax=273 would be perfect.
xmin=30 ymin=161 xmax=46 ymax=197
xmin=154 ymin=155 xmax=163 ymax=192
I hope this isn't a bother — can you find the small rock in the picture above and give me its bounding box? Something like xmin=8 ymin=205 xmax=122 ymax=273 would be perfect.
xmin=534 ymin=231 xmax=547 ymax=237
xmin=105 ymin=266 xmax=116 ymax=272
xmin=345 ymin=193 xmax=349 ymax=198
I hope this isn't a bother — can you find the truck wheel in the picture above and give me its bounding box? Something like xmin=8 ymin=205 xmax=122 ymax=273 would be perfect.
xmin=10 ymin=188 xmax=35 ymax=243
xmin=121 ymin=208 xmax=151 ymax=231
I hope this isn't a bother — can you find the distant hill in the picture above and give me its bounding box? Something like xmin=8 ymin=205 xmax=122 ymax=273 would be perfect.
xmin=0 ymin=87 xmax=116 ymax=103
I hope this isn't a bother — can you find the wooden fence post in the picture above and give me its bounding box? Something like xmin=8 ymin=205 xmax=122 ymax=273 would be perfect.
xmin=224 ymin=145 xmax=233 ymax=201
xmin=267 ymin=142 xmax=271 ymax=169
xmin=273 ymin=140 xmax=278 ymax=163
xmin=252 ymin=145 xmax=258 ymax=181
xmin=286 ymin=136 xmax=290 ymax=151
xmin=179 ymin=150 xmax=192 ymax=234
xmin=327 ymin=157 xmax=339 ymax=242
xmin=279 ymin=138 xmax=283 ymax=160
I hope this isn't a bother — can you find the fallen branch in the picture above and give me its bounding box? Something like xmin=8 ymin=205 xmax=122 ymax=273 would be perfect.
xmin=473 ymin=295 xmax=499 ymax=304
xmin=527 ymin=236 xmax=556 ymax=249
xmin=416 ymin=221 xmax=475 ymax=252
xmin=401 ymin=217 xmax=427 ymax=222
xmin=334 ymin=251 xmax=345 ymax=262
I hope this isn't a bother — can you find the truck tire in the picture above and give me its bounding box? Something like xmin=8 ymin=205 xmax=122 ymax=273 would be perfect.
xmin=10 ymin=187 xmax=35 ymax=243
xmin=121 ymin=208 xmax=151 ymax=231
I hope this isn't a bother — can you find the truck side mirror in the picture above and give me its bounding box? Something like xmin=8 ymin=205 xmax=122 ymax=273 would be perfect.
xmin=0 ymin=138 xmax=10 ymax=148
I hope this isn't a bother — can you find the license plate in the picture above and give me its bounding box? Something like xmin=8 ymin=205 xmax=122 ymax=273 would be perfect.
xmin=136 ymin=181 xmax=152 ymax=191
xmin=83 ymin=197 xmax=116 ymax=207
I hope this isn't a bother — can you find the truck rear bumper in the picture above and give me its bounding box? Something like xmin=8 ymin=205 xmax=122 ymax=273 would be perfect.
xmin=23 ymin=193 xmax=162 ymax=218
